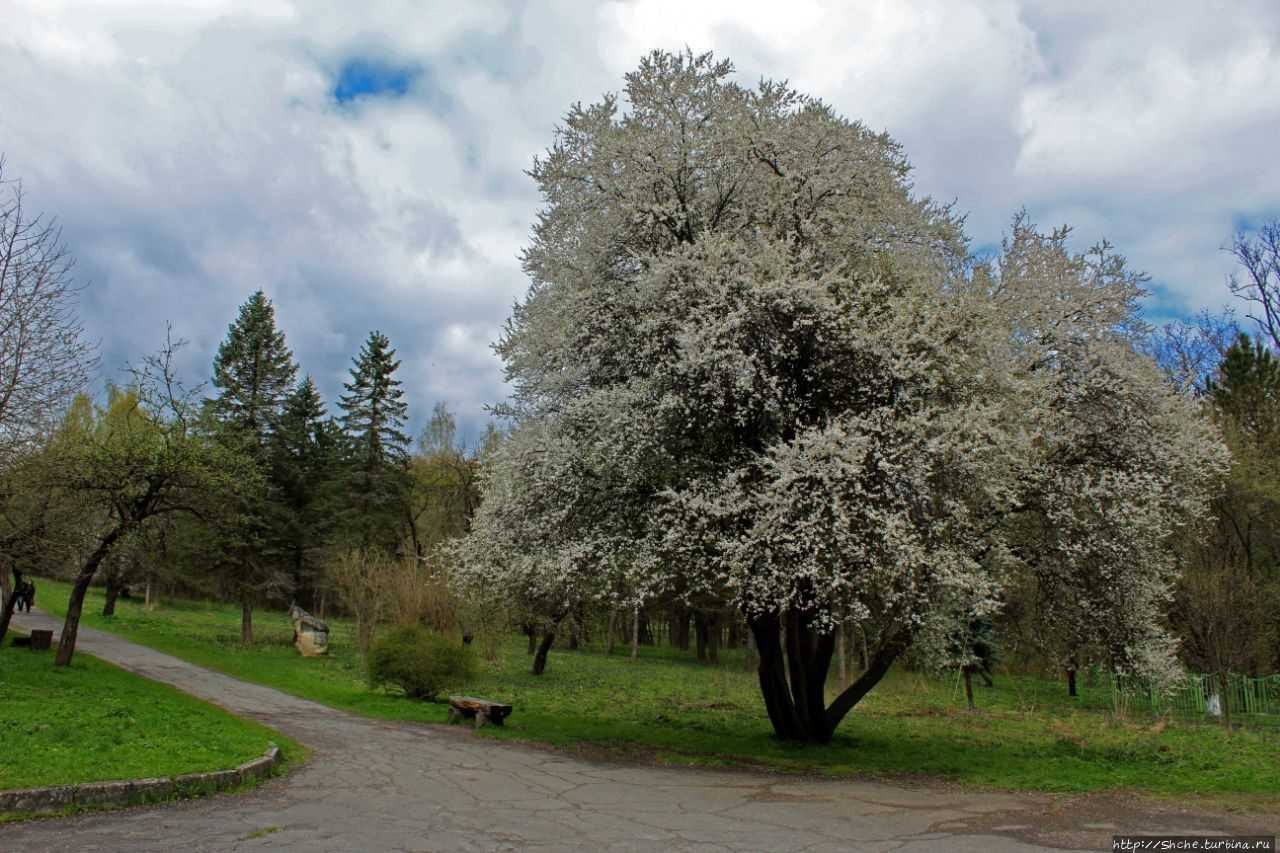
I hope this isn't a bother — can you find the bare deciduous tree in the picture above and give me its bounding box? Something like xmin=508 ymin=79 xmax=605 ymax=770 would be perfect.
xmin=1227 ymin=222 xmax=1280 ymax=351
xmin=1146 ymin=310 xmax=1239 ymax=396
xmin=0 ymin=158 xmax=94 ymax=457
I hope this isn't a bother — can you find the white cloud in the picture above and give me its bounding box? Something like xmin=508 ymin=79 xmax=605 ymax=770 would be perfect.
xmin=1 ymin=0 xmax=1277 ymax=438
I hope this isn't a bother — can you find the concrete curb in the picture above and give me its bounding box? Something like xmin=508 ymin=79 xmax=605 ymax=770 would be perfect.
xmin=0 ymin=745 xmax=280 ymax=817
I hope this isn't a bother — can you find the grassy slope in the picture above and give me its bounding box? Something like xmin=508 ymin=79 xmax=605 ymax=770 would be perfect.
xmin=0 ymin=636 xmax=298 ymax=791
xmin=37 ymin=577 xmax=1280 ymax=801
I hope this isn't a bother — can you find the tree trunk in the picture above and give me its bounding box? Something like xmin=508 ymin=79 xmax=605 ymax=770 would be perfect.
xmin=857 ymin=625 xmax=870 ymax=672
xmin=604 ymin=610 xmax=617 ymax=656
xmin=523 ymin=623 xmax=536 ymax=655
xmin=58 ymin=529 xmax=126 ymax=666
xmin=674 ymin=609 xmax=690 ymax=651
xmin=963 ymin=668 xmax=975 ymax=711
xmin=144 ymin=580 xmax=153 ymax=610
xmin=629 ymin=604 xmax=640 ymax=661
xmin=749 ymin=608 xmax=910 ymax=743
xmin=0 ymin=566 xmax=11 ymax=601
xmin=103 ymin=575 xmax=122 ymax=617
xmin=706 ymin=612 xmax=719 ymax=665
xmin=567 ymin=622 xmax=579 ymax=651
xmin=824 ymin=629 xmax=910 ymax=734
xmin=745 ymin=628 xmax=756 ymax=671
xmin=837 ymin=621 xmax=848 ymax=690
xmin=357 ymin=615 xmax=372 ymax=656
xmin=694 ymin=611 xmax=708 ymax=662
xmin=749 ymin=612 xmax=814 ymax=741
xmin=406 ymin=504 xmax=424 ymax=560
xmin=241 ymin=595 xmax=254 ymax=644
xmin=1067 ymin=667 xmax=1078 ymax=698
xmin=0 ymin=569 xmax=22 ymax=646
xmin=532 ymin=629 xmax=556 ymax=675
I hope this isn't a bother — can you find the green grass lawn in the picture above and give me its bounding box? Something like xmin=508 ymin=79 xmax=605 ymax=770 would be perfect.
xmin=0 ymin=632 xmax=299 ymax=793
xmin=36 ymin=577 xmax=1280 ymax=803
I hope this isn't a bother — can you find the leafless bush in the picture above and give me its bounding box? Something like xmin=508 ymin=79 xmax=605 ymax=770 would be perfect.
xmin=385 ymin=553 xmax=460 ymax=634
xmin=331 ymin=548 xmax=464 ymax=655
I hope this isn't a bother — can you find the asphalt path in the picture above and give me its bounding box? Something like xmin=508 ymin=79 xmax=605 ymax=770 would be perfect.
xmin=3 ymin=608 xmax=1274 ymax=851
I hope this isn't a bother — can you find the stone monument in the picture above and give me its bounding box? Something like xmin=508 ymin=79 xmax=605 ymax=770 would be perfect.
xmin=289 ymin=604 xmax=329 ymax=656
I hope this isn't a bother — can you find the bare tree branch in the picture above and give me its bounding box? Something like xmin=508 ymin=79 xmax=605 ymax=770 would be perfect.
xmin=1226 ymin=221 xmax=1280 ymax=352
xmin=0 ymin=157 xmax=96 ymax=459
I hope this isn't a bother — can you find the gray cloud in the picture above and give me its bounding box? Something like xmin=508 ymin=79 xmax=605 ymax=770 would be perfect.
xmin=2 ymin=0 xmax=1278 ymax=439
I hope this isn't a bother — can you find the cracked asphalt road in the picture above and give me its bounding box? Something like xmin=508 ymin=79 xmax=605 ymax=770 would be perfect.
xmin=4 ymin=609 xmax=1274 ymax=851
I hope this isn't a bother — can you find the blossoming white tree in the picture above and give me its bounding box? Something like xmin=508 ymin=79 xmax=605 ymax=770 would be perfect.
xmin=458 ymin=50 xmax=1226 ymax=742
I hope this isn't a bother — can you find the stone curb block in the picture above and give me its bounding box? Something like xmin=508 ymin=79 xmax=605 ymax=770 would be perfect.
xmin=0 ymin=786 xmax=72 ymax=815
xmin=236 ymin=748 xmax=279 ymax=782
xmin=0 ymin=745 xmax=280 ymax=817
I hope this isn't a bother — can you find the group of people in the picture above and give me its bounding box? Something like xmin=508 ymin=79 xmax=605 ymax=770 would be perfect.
xmin=12 ymin=579 xmax=35 ymax=613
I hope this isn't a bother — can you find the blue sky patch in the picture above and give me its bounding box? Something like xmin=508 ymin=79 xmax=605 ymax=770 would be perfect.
xmin=333 ymin=58 xmax=420 ymax=104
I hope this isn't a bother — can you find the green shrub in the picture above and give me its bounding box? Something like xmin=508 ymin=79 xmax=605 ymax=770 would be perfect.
xmin=366 ymin=624 xmax=476 ymax=700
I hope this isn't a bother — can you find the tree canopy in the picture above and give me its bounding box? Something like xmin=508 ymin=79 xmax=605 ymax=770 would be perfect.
xmin=204 ymin=290 xmax=299 ymax=642
xmin=208 ymin=289 xmax=297 ymax=452
xmin=336 ymin=330 xmax=410 ymax=555
xmin=46 ymin=343 xmax=255 ymax=665
xmin=458 ymin=50 xmax=1226 ymax=742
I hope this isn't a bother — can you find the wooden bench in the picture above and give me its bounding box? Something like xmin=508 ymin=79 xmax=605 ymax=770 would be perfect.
xmin=447 ymin=696 xmax=512 ymax=729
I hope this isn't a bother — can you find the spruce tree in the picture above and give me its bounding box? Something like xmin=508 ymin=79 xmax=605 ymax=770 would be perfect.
xmin=1210 ymin=333 xmax=1280 ymax=434
xmin=206 ymin=290 xmax=298 ymax=642
xmin=952 ymin=618 xmax=1001 ymax=710
xmin=271 ymin=377 xmax=341 ymax=610
xmin=336 ymin=331 xmax=410 ymax=555
xmin=209 ymin=290 xmax=297 ymax=452
xmin=1181 ymin=332 xmax=1280 ymax=677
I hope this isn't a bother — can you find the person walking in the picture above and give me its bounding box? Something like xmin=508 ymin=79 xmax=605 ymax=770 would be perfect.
xmin=16 ymin=580 xmax=34 ymax=613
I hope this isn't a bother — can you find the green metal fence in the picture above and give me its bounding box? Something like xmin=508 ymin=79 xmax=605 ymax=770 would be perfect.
xmin=1087 ymin=670 xmax=1280 ymax=722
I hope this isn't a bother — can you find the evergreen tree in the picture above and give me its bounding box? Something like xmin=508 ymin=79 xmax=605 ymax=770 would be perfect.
xmin=271 ymin=377 xmax=342 ymax=610
xmin=951 ymin=618 xmax=1001 ymax=710
xmin=1210 ymin=332 xmax=1280 ymax=436
xmin=206 ymin=290 xmax=298 ymax=642
xmin=336 ymin=331 xmax=410 ymax=555
xmin=208 ymin=290 xmax=297 ymax=452
xmin=1176 ymin=332 xmax=1280 ymax=678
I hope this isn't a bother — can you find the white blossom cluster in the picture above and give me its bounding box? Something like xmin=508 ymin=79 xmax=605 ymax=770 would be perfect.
xmin=455 ymin=51 xmax=1227 ymax=682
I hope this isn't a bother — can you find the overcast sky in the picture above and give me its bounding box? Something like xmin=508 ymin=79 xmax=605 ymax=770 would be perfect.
xmin=3 ymin=1 xmax=1278 ymax=440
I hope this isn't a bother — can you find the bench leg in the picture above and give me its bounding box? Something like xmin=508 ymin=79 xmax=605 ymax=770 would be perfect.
xmin=474 ymin=710 xmax=488 ymax=729
xmin=448 ymin=707 xmax=461 ymax=725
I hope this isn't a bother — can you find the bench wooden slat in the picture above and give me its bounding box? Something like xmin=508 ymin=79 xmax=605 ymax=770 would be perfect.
xmin=449 ymin=696 xmax=511 ymax=713
xmin=447 ymin=695 xmax=512 ymax=728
